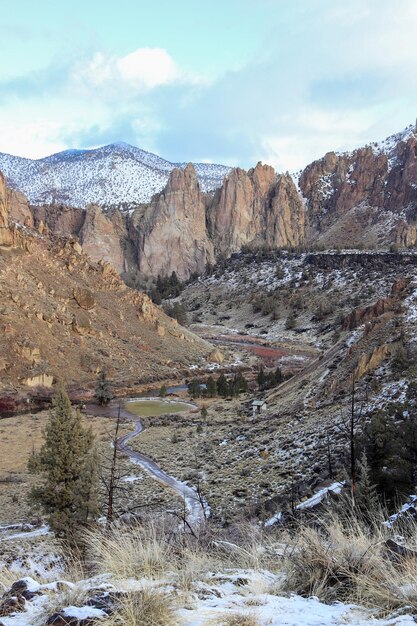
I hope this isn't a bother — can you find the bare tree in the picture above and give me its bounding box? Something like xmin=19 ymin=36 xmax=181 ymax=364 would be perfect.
xmin=338 ymin=376 xmax=366 ymax=510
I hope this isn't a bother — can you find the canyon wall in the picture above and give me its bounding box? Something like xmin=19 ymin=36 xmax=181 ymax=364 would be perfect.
xmin=5 ymin=126 xmax=417 ymax=280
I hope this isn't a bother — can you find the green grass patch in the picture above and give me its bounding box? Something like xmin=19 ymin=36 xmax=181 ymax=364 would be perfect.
xmin=126 ymin=400 xmax=191 ymax=417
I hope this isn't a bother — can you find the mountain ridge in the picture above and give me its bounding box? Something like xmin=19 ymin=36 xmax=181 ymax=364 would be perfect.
xmin=0 ymin=142 xmax=231 ymax=209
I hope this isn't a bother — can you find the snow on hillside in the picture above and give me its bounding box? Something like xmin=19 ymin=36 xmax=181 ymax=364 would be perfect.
xmin=0 ymin=142 xmax=231 ymax=210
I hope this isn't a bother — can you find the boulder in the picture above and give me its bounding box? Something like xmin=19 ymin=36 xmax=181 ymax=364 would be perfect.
xmin=73 ymin=287 xmax=95 ymax=310
xmin=208 ymin=349 xmax=224 ymax=363
xmin=72 ymin=311 xmax=91 ymax=335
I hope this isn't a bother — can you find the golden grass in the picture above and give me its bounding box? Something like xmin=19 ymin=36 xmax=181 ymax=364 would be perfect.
xmin=214 ymin=612 xmax=261 ymax=626
xmin=100 ymin=589 xmax=179 ymax=626
xmin=85 ymin=521 xmax=172 ymax=580
xmin=283 ymin=512 xmax=417 ymax=612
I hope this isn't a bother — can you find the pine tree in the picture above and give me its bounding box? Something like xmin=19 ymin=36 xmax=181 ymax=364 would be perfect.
xmin=94 ymin=370 xmax=113 ymax=405
xmin=216 ymin=373 xmax=229 ymax=398
xmin=257 ymin=365 xmax=266 ymax=390
xmin=206 ymin=376 xmax=217 ymax=397
xmin=28 ymin=385 xmax=98 ymax=541
xmin=188 ymin=379 xmax=201 ymax=398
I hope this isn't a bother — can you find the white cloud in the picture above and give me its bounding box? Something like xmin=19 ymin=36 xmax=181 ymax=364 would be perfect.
xmin=117 ymin=48 xmax=179 ymax=88
xmin=73 ymin=47 xmax=185 ymax=93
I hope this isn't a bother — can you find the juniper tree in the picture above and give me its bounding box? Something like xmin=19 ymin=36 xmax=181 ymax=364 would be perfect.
xmin=94 ymin=370 xmax=113 ymax=405
xmin=188 ymin=379 xmax=201 ymax=398
xmin=216 ymin=373 xmax=229 ymax=398
xmin=159 ymin=384 xmax=167 ymax=397
xmin=28 ymin=385 xmax=98 ymax=542
xmin=205 ymin=376 xmax=217 ymax=397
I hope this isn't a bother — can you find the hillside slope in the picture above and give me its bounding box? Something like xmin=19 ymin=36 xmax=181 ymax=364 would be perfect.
xmin=0 ymin=173 xmax=212 ymax=395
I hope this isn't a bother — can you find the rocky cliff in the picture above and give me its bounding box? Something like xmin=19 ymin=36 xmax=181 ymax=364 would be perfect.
xmin=207 ymin=164 xmax=305 ymax=256
xmin=135 ymin=163 xmax=215 ymax=280
xmin=300 ymin=125 xmax=417 ymax=247
xmin=11 ymin=123 xmax=417 ymax=281
xmin=0 ymin=175 xmax=212 ymax=394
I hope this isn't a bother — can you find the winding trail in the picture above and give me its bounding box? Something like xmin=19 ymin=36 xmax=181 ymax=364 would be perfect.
xmin=86 ymin=401 xmax=206 ymax=528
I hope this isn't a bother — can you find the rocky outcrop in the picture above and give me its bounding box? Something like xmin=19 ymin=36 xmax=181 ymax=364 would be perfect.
xmin=343 ymin=297 xmax=396 ymax=331
xmin=355 ymin=344 xmax=392 ymax=380
xmin=79 ymin=205 xmax=125 ymax=273
xmin=300 ymin=129 xmax=417 ymax=247
xmin=0 ymin=172 xmax=13 ymax=246
xmin=136 ymin=164 xmax=215 ymax=280
xmin=208 ymin=164 xmax=305 ymax=256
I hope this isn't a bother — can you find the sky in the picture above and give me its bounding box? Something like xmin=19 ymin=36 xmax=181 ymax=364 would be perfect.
xmin=1 ymin=0 xmax=417 ymax=171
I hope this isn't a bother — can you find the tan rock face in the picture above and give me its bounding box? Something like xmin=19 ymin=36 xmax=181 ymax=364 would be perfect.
xmin=79 ymin=205 xmax=125 ymax=273
xmin=209 ymin=164 xmax=305 ymax=256
xmin=355 ymin=345 xmax=392 ymax=380
xmin=299 ymin=134 xmax=417 ymax=246
xmin=0 ymin=172 xmax=13 ymax=246
xmin=8 ymin=188 xmax=33 ymax=227
xmin=137 ymin=164 xmax=215 ymax=280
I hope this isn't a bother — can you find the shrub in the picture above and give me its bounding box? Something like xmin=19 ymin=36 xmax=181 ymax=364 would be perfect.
xmin=101 ymin=589 xmax=178 ymax=626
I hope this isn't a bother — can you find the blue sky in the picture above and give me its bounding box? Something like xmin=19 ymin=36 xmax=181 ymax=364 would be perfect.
xmin=1 ymin=0 xmax=417 ymax=170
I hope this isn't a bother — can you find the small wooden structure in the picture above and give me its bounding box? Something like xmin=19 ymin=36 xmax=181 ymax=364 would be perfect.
xmin=252 ymin=399 xmax=267 ymax=417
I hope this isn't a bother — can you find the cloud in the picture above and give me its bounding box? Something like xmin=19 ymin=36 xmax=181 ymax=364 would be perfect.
xmin=71 ymin=47 xmax=198 ymax=98
xmin=1 ymin=1 xmax=417 ymax=169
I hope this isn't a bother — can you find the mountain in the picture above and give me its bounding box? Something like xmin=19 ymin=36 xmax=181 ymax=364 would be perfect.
xmin=0 ymin=172 xmax=213 ymax=396
xmin=300 ymin=123 xmax=417 ymax=248
xmin=4 ymin=122 xmax=417 ymax=282
xmin=0 ymin=142 xmax=231 ymax=209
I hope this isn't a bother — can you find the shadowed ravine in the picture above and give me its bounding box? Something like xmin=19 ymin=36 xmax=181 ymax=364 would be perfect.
xmin=86 ymin=400 xmax=206 ymax=528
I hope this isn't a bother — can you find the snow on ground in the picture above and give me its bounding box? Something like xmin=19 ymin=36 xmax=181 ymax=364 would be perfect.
xmin=0 ymin=525 xmax=50 ymax=542
xmin=0 ymin=142 xmax=230 ymax=209
xmin=265 ymin=482 xmax=345 ymax=526
xmin=1 ymin=569 xmax=416 ymax=625
xmin=385 ymin=495 xmax=417 ymax=528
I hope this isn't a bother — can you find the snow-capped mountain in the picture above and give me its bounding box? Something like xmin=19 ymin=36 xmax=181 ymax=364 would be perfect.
xmin=0 ymin=142 xmax=231 ymax=209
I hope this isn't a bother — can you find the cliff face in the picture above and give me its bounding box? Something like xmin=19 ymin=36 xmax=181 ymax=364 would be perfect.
xmin=9 ymin=124 xmax=417 ymax=280
xmin=0 ymin=175 xmax=212 ymax=393
xmin=136 ymin=163 xmax=215 ymax=280
xmin=299 ymin=130 xmax=417 ymax=247
xmin=208 ymin=164 xmax=306 ymax=256
xmin=0 ymin=172 xmax=28 ymax=248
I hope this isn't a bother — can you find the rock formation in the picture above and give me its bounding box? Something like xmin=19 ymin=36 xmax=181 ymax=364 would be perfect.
xmin=300 ymin=129 xmax=417 ymax=247
xmin=6 ymin=123 xmax=417 ymax=280
xmin=208 ymin=163 xmax=305 ymax=257
xmin=0 ymin=175 xmax=213 ymax=393
xmin=136 ymin=164 xmax=215 ymax=280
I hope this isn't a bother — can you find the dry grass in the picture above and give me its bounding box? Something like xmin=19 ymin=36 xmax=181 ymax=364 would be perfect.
xmin=101 ymin=589 xmax=179 ymax=626
xmin=215 ymin=612 xmax=261 ymax=626
xmin=283 ymin=512 xmax=417 ymax=612
xmin=85 ymin=521 xmax=172 ymax=580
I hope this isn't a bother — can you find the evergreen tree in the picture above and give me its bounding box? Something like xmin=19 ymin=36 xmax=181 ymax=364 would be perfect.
xmin=201 ymin=405 xmax=208 ymax=419
xmin=217 ymin=373 xmax=229 ymax=398
xmin=28 ymin=385 xmax=98 ymax=541
xmin=355 ymin=452 xmax=380 ymax=524
xmin=285 ymin=310 xmax=296 ymax=330
xmin=159 ymin=384 xmax=167 ymax=397
xmin=188 ymin=379 xmax=201 ymax=398
xmin=275 ymin=366 xmax=283 ymax=385
xmin=94 ymin=370 xmax=113 ymax=405
xmin=257 ymin=365 xmax=266 ymax=389
xmin=206 ymin=376 xmax=217 ymax=397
